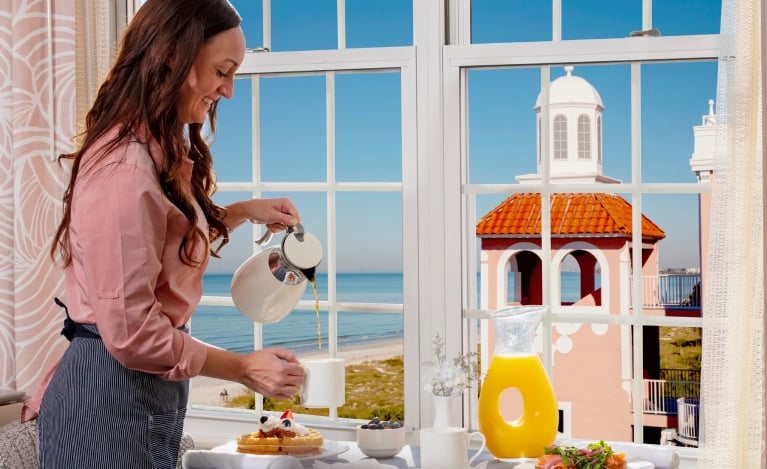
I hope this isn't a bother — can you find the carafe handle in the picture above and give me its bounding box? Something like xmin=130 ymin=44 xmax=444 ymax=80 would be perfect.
xmin=255 ymin=223 xmax=305 ymax=247
xmin=255 ymin=230 xmax=273 ymax=246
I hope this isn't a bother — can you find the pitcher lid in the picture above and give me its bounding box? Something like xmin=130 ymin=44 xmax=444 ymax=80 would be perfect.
xmin=282 ymin=230 xmax=323 ymax=270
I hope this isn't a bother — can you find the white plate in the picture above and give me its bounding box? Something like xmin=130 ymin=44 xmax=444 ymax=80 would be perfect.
xmin=212 ymin=440 xmax=349 ymax=461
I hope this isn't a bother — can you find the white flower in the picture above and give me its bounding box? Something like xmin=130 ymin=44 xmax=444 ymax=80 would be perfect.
xmin=422 ymin=335 xmax=480 ymax=397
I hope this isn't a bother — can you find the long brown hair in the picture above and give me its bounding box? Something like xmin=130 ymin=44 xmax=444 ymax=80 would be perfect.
xmin=51 ymin=0 xmax=241 ymax=267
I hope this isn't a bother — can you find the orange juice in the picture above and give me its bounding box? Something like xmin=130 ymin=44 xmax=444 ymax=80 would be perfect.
xmin=478 ymin=353 xmax=558 ymax=459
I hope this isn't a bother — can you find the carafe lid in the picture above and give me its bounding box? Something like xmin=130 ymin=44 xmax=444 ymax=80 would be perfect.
xmin=282 ymin=228 xmax=323 ymax=270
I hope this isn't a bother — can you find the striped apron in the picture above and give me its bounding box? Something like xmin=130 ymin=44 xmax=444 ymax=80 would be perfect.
xmin=38 ymin=305 xmax=189 ymax=469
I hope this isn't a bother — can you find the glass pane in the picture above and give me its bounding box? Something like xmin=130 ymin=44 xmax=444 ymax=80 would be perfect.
xmin=471 ymin=0 xmax=552 ymax=43
xmin=467 ymin=65 xmax=632 ymax=185
xmin=260 ymin=76 xmax=328 ymax=182
xmin=555 ymin=64 xmax=632 ymax=183
xmin=638 ymin=193 xmax=702 ymax=312
xmin=229 ymin=0 xmax=265 ymax=48
xmin=642 ymin=325 xmax=701 ymax=444
xmin=336 ymin=73 xmax=402 ymax=182
xmin=562 ymin=0 xmax=642 ymax=40
xmin=641 ymin=61 xmax=718 ymax=183
xmin=337 ymin=192 xmax=403 ymax=273
xmin=346 ymin=0 xmax=413 ymax=48
xmin=213 ymin=78 xmax=254 ymax=182
xmin=549 ymin=323 xmax=630 ymax=440
xmin=467 ymin=67 xmax=540 ymax=184
xmin=272 ymin=0 xmax=338 ymax=51
xmin=653 ymin=0 xmax=722 ymax=36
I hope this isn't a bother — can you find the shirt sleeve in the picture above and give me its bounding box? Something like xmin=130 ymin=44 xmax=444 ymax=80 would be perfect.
xmin=70 ymin=158 xmax=207 ymax=380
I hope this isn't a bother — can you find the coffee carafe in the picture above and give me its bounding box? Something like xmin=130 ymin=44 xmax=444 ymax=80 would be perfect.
xmin=230 ymin=223 xmax=323 ymax=323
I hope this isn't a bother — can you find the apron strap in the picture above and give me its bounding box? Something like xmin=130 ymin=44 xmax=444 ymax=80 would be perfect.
xmin=55 ymin=297 xmax=101 ymax=341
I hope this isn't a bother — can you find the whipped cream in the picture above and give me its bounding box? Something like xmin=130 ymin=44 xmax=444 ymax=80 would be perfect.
xmin=258 ymin=414 xmax=311 ymax=436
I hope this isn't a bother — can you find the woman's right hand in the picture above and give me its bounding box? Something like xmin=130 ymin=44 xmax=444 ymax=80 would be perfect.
xmin=201 ymin=345 xmax=305 ymax=399
xmin=239 ymin=347 xmax=305 ymax=399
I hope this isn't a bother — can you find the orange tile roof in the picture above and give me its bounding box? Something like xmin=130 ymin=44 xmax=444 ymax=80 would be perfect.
xmin=476 ymin=193 xmax=665 ymax=240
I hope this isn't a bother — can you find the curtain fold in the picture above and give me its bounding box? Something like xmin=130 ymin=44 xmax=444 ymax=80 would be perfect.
xmin=699 ymin=0 xmax=764 ymax=466
xmin=75 ymin=0 xmax=116 ymax=133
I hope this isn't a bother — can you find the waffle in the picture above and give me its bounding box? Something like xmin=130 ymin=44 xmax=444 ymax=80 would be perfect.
xmin=236 ymin=410 xmax=324 ymax=456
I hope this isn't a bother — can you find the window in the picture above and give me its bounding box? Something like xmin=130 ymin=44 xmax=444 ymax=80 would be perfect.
xmin=553 ymin=114 xmax=568 ymax=160
xmin=159 ymin=0 xmax=723 ymax=452
xmin=447 ymin=1 xmax=719 ymax=448
xmin=186 ymin=1 xmax=418 ymax=435
xmin=577 ymin=114 xmax=591 ymax=159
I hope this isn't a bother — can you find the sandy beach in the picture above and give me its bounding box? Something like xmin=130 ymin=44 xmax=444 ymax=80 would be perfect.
xmin=189 ymin=339 xmax=403 ymax=407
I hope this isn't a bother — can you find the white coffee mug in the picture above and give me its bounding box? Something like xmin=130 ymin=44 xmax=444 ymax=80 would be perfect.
xmin=299 ymin=357 xmax=345 ymax=408
xmin=420 ymin=426 xmax=486 ymax=469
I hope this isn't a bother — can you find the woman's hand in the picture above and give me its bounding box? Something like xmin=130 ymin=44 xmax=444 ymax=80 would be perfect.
xmin=201 ymin=346 xmax=305 ymax=399
xmin=238 ymin=348 xmax=305 ymax=398
xmin=224 ymin=198 xmax=300 ymax=233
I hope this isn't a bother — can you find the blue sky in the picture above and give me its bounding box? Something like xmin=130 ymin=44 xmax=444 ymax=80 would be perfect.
xmin=205 ymin=0 xmax=721 ymax=274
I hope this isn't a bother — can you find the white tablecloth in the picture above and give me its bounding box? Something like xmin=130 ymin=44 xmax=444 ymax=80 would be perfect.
xmin=183 ymin=439 xmax=678 ymax=469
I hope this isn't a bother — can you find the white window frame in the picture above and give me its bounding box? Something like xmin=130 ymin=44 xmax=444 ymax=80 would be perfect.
xmin=443 ymin=34 xmax=718 ymax=455
xmin=119 ymin=2 xmax=726 ymax=460
xmin=184 ymin=46 xmax=421 ymax=444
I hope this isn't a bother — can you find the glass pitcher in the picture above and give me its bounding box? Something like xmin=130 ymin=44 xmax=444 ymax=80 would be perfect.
xmin=477 ymin=305 xmax=558 ymax=459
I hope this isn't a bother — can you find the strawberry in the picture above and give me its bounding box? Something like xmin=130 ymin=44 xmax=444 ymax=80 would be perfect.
xmin=280 ymin=409 xmax=294 ymax=420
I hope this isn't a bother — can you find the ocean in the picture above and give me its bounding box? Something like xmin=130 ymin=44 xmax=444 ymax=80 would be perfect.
xmin=191 ymin=272 xmax=590 ymax=354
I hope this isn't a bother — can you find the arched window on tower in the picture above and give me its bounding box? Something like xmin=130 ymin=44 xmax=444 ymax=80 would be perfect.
xmin=560 ymin=251 xmax=602 ymax=307
xmin=578 ymin=114 xmax=591 ymax=159
xmin=597 ymin=116 xmax=603 ymax=163
xmin=554 ymin=114 xmax=567 ymax=160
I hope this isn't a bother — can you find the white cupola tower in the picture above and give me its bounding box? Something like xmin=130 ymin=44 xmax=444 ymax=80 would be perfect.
xmin=689 ymin=99 xmax=717 ymax=183
xmin=518 ymin=66 xmax=620 ymax=184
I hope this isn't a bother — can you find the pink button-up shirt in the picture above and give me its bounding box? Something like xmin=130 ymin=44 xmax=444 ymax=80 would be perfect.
xmin=23 ymin=129 xmax=210 ymax=421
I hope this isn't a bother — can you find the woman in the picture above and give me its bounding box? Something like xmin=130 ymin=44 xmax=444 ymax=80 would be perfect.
xmin=27 ymin=1 xmax=306 ymax=467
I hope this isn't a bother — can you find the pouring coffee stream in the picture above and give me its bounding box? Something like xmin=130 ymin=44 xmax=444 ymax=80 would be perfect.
xmin=230 ymin=223 xmax=323 ymax=327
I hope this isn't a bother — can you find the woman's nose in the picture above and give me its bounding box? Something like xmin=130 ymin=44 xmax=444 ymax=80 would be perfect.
xmin=219 ymin=76 xmax=235 ymax=99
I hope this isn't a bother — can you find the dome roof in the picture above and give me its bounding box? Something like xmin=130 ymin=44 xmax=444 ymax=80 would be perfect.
xmin=535 ymin=66 xmax=603 ymax=108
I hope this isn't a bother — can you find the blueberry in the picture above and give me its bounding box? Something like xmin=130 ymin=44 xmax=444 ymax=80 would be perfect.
xmin=370 ymin=417 xmax=381 ymax=424
xmin=391 ymin=422 xmax=401 ymax=429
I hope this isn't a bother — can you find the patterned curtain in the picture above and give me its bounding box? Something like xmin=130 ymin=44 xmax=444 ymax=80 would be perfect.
xmin=0 ymin=0 xmax=121 ymax=403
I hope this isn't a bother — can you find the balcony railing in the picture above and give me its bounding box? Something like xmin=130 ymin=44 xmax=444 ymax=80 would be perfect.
xmin=642 ymin=377 xmax=700 ymax=415
xmin=632 ymin=273 xmax=701 ymax=309
xmin=676 ymin=397 xmax=700 ymax=446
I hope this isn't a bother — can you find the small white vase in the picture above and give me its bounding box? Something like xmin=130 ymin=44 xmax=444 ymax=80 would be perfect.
xmin=431 ymin=394 xmax=460 ymax=428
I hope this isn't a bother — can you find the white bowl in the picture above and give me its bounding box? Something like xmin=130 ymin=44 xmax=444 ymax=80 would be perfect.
xmin=356 ymin=424 xmax=406 ymax=459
